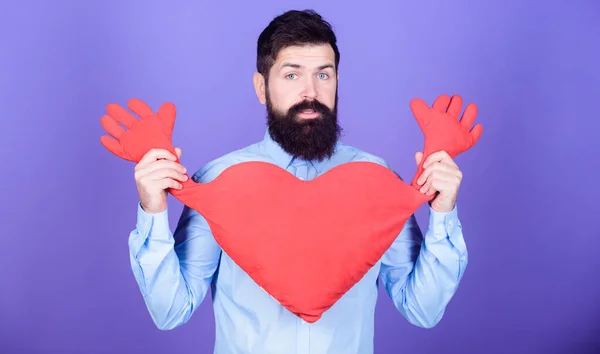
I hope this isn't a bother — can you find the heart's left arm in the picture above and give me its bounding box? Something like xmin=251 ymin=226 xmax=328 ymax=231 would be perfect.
xmin=378 ymin=205 xmax=468 ymax=328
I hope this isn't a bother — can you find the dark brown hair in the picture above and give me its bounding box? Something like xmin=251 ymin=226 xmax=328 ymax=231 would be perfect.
xmin=256 ymin=9 xmax=340 ymax=82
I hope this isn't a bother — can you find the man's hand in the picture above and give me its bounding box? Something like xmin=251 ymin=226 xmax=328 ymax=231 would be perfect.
xmin=414 ymin=150 xmax=462 ymax=213
xmin=134 ymin=147 xmax=188 ymax=214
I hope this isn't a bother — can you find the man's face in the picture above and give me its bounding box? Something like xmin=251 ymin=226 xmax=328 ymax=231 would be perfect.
xmin=254 ymin=44 xmax=341 ymax=161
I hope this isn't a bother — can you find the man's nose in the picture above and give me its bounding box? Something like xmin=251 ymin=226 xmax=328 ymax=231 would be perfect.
xmin=301 ymin=77 xmax=318 ymax=100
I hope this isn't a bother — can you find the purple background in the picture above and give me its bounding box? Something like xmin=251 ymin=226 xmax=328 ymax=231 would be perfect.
xmin=2 ymin=1 xmax=599 ymax=353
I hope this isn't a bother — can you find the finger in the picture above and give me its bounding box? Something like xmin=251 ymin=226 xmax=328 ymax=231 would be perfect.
xmin=100 ymin=115 xmax=125 ymax=139
xmin=148 ymin=167 xmax=189 ymax=183
xmin=137 ymin=148 xmax=178 ymax=168
xmin=141 ymin=159 xmax=187 ymax=176
xmin=127 ymin=98 xmax=155 ymax=119
xmin=427 ymin=178 xmax=457 ymax=196
xmin=432 ymin=94 xmax=451 ymax=112
xmin=156 ymin=178 xmax=183 ymax=190
xmin=158 ymin=102 xmax=176 ymax=133
xmin=106 ymin=103 xmax=139 ymax=129
xmin=470 ymin=124 xmax=484 ymax=144
xmin=417 ymin=162 xmax=458 ymax=185
xmin=415 ymin=151 xmax=423 ymax=165
xmin=459 ymin=102 xmax=478 ymax=128
xmin=421 ymin=170 xmax=451 ymax=194
xmin=446 ymin=94 xmax=463 ymax=118
xmin=423 ymin=150 xmax=456 ymax=169
xmin=100 ymin=135 xmax=125 ymax=157
xmin=426 ymin=183 xmax=440 ymax=196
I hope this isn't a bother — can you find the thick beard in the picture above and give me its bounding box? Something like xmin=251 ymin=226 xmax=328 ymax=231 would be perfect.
xmin=266 ymin=90 xmax=341 ymax=162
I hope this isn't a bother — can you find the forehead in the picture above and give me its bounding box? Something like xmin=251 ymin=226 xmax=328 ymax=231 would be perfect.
xmin=273 ymin=44 xmax=335 ymax=69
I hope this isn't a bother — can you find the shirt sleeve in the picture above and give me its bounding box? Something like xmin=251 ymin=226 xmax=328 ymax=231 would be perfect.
xmin=128 ymin=164 xmax=224 ymax=330
xmin=378 ymin=203 xmax=468 ymax=328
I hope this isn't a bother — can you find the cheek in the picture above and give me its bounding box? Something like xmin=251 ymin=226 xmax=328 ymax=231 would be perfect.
xmin=271 ymin=83 xmax=300 ymax=108
xmin=318 ymin=82 xmax=337 ymax=107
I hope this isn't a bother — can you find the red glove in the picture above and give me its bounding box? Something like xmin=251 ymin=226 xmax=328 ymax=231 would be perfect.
xmin=409 ymin=94 xmax=483 ymax=188
xmin=100 ymin=95 xmax=482 ymax=323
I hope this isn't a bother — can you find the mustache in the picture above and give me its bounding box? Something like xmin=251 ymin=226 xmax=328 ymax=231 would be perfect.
xmin=288 ymin=99 xmax=331 ymax=115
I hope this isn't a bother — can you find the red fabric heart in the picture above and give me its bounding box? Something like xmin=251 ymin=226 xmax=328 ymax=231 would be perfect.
xmin=100 ymin=95 xmax=482 ymax=322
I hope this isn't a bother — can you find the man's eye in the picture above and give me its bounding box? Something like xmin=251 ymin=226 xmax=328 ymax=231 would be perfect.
xmin=318 ymin=73 xmax=329 ymax=79
xmin=286 ymin=74 xmax=297 ymax=79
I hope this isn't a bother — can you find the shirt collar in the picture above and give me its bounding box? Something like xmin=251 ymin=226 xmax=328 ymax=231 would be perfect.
xmin=260 ymin=129 xmax=332 ymax=174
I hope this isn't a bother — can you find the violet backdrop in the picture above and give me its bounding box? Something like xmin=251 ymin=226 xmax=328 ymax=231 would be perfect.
xmin=1 ymin=0 xmax=599 ymax=353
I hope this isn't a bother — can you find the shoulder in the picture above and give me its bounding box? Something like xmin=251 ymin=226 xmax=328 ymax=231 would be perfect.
xmin=191 ymin=141 xmax=270 ymax=183
xmin=333 ymin=142 xmax=390 ymax=167
xmin=332 ymin=142 xmax=404 ymax=180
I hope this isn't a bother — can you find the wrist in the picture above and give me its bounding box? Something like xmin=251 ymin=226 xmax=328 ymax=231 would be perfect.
xmin=140 ymin=201 xmax=167 ymax=215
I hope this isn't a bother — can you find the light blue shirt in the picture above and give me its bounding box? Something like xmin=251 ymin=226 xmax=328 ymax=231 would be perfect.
xmin=128 ymin=130 xmax=468 ymax=354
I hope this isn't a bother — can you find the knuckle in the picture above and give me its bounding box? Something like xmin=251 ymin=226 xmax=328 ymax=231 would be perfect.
xmin=139 ymin=175 xmax=150 ymax=185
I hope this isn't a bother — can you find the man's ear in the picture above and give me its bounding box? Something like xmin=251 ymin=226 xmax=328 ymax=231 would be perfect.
xmin=253 ymin=72 xmax=266 ymax=104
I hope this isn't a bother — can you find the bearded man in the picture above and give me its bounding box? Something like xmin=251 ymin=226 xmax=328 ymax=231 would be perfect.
xmin=127 ymin=9 xmax=468 ymax=354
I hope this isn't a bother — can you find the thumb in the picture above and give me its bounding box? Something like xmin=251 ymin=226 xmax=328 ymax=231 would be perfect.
xmin=158 ymin=102 xmax=177 ymax=134
xmin=415 ymin=151 xmax=423 ymax=165
xmin=409 ymin=98 xmax=430 ymax=130
xmin=175 ymin=147 xmax=182 ymax=159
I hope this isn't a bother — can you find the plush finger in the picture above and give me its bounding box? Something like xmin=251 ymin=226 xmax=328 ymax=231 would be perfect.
xmin=470 ymin=123 xmax=484 ymax=144
xmin=127 ymin=98 xmax=155 ymax=118
xmin=446 ymin=94 xmax=463 ymax=118
xmin=106 ymin=103 xmax=139 ymax=128
xmin=409 ymin=98 xmax=431 ymax=129
xmin=100 ymin=135 xmax=125 ymax=158
xmin=432 ymin=94 xmax=451 ymax=112
xmin=460 ymin=102 xmax=478 ymax=128
xmin=158 ymin=102 xmax=177 ymax=133
xmin=100 ymin=115 xmax=125 ymax=139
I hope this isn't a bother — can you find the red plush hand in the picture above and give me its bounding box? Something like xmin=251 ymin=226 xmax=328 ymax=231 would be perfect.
xmin=100 ymin=99 xmax=200 ymax=210
xmin=100 ymin=99 xmax=178 ymax=163
xmin=409 ymin=94 xmax=483 ymax=188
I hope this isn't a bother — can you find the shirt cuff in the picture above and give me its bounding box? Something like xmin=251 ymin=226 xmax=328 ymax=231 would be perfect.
xmin=130 ymin=202 xmax=172 ymax=249
xmin=425 ymin=203 xmax=460 ymax=244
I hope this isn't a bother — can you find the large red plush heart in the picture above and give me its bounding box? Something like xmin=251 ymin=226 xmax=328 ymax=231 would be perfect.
xmin=100 ymin=95 xmax=482 ymax=322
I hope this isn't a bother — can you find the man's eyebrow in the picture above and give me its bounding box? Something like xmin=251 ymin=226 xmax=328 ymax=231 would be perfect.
xmin=279 ymin=63 xmax=302 ymax=70
xmin=279 ymin=63 xmax=336 ymax=71
xmin=316 ymin=64 xmax=335 ymax=71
